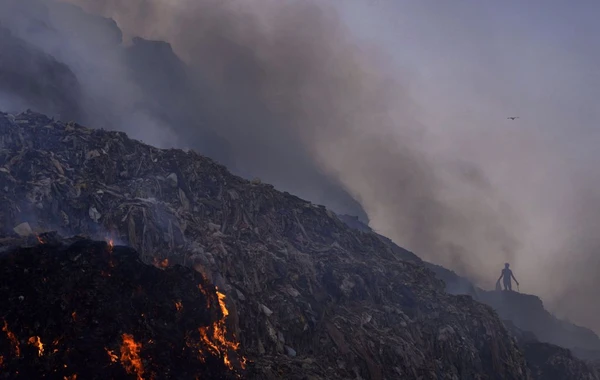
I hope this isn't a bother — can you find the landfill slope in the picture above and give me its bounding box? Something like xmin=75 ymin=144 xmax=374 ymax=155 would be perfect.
xmin=340 ymin=214 xmax=600 ymax=359
xmin=0 ymin=233 xmax=244 ymax=379
xmin=479 ymin=290 xmax=600 ymax=350
xmin=522 ymin=342 xmax=598 ymax=380
xmin=0 ymin=110 xmax=585 ymax=379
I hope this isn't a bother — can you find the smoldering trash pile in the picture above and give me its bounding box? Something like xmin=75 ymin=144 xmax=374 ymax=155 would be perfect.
xmin=0 ymin=110 xmax=597 ymax=379
xmin=0 ymin=232 xmax=245 ymax=379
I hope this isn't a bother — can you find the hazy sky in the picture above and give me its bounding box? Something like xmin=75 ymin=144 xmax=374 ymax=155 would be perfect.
xmin=338 ymin=1 xmax=600 ymax=329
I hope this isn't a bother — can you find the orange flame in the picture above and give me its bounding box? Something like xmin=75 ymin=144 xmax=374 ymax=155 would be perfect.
xmin=120 ymin=333 xmax=144 ymax=380
xmin=36 ymin=235 xmax=45 ymax=244
xmin=52 ymin=337 xmax=62 ymax=353
xmin=28 ymin=336 xmax=44 ymax=356
xmin=71 ymin=312 xmax=77 ymax=321
xmin=100 ymin=270 xmax=112 ymax=277
xmin=2 ymin=320 xmax=20 ymax=357
xmin=196 ymin=289 xmax=245 ymax=371
xmin=175 ymin=301 xmax=183 ymax=312
xmin=217 ymin=291 xmax=229 ymax=319
xmin=106 ymin=348 xmax=118 ymax=362
xmin=108 ymin=239 xmax=114 ymax=250
xmin=153 ymin=258 xmax=169 ymax=269
xmin=198 ymin=284 xmax=212 ymax=309
xmin=64 ymin=375 xmax=77 ymax=380
xmin=0 ymin=355 xmax=4 ymax=367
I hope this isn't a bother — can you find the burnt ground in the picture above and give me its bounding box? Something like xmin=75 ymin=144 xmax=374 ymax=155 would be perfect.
xmin=0 ymin=233 xmax=245 ymax=379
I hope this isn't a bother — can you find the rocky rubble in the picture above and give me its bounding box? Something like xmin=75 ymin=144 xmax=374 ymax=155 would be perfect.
xmin=522 ymin=342 xmax=598 ymax=380
xmin=339 ymin=214 xmax=600 ymax=378
xmin=0 ymin=233 xmax=244 ymax=379
xmin=0 ymin=110 xmax=595 ymax=379
xmin=478 ymin=290 xmax=600 ymax=354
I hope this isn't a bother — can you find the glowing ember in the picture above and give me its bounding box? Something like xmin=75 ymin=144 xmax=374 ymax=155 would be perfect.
xmin=36 ymin=235 xmax=45 ymax=244
xmin=153 ymin=257 xmax=169 ymax=269
xmin=120 ymin=333 xmax=144 ymax=380
xmin=64 ymin=375 xmax=77 ymax=380
xmin=198 ymin=284 xmax=212 ymax=309
xmin=28 ymin=336 xmax=44 ymax=356
xmin=2 ymin=320 xmax=20 ymax=357
xmin=108 ymin=239 xmax=114 ymax=250
xmin=100 ymin=270 xmax=112 ymax=277
xmin=175 ymin=301 xmax=183 ymax=312
xmin=0 ymin=355 xmax=4 ymax=367
xmin=105 ymin=348 xmax=118 ymax=362
xmin=71 ymin=311 xmax=77 ymax=321
xmin=53 ymin=337 xmax=62 ymax=347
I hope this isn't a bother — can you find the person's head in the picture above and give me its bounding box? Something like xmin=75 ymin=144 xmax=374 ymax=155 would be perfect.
xmin=504 ymin=263 xmax=510 ymax=268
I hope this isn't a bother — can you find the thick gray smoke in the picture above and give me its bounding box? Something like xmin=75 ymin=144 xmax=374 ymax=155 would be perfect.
xmin=58 ymin=0 xmax=519 ymax=279
xmin=0 ymin=0 xmax=598 ymax=334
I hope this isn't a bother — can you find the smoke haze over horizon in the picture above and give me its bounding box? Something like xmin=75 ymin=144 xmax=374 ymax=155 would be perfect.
xmin=1 ymin=0 xmax=600 ymax=334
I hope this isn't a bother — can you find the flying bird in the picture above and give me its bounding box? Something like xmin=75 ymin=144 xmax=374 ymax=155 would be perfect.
xmin=507 ymin=116 xmax=519 ymax=120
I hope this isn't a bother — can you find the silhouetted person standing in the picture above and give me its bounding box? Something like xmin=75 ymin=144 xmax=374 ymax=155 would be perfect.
xmin=497 ymin=263 xmax=519 ymax=291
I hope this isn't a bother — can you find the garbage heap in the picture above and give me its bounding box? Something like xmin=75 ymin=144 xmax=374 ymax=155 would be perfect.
xmin=0 ymin=110 xmax=597 ymax=379
xmin=0 ymin=232 xmax=245 ymax=379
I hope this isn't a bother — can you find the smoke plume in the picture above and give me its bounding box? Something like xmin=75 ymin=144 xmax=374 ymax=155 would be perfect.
xmin=0 ymin=0 xmax=599 ymax=334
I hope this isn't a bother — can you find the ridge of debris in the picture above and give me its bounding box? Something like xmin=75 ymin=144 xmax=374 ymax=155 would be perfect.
xmin=0 ymin=110 xmax=597 ymax=379
xmin=338 ymin=213 xmax=600 ymax=375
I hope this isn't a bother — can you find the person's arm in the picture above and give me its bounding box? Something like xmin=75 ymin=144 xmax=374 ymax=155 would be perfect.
xmin=498 ymin=272 xmax=504 ymax=282
xmin=511 ymin=273 xmax=519 ymax=285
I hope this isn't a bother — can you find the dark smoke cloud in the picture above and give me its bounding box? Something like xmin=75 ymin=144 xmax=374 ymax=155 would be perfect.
xmin=0 ymin=0 xmax=524 ymax=286
xmin=62 ymin=0 xmax=519 ymax=278
xmin=1 ymin=0 xmax=598 ymax=334
xmin=0 ymin=23 xmax=82 ymax=120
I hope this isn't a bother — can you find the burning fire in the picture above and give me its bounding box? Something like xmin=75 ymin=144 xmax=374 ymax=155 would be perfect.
xmin=198 ymin=284 xmax=212 ymax=309
xmin=153 ymin=258 xmax=169 ymax=269
xmin=52 ymin=338 xmax=61 ymax=354
xmin=71 ymin=311 xmax=77 ymax=321
xmin=2 ymin=320 xmax=20 ymax=357
xmin=100 ymin=270 xmax=112 ymax=277
xmin=217 ymin=291 xmax=229 ymax=319
xmin=106 ymin=238 xmax=115 ymax=268
xmin=196 ymin=288 xmax=245 ymax=371
xmin=0 ymin=355 xmax=4 ymax=367
xmin=105 ymin=348 xmax=118 ymax=362
xmin=28 ymin=336 xmax=44 ymax=356
xmin=64 ymin=375 xmax=77 ymax=380
xmin=36 ymin=235 xmax=45 ymax=244
xmin=175 ymin=301 xmax=183 ymax=312
xmin=120 ymin=333 xmax=144 ymax=380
